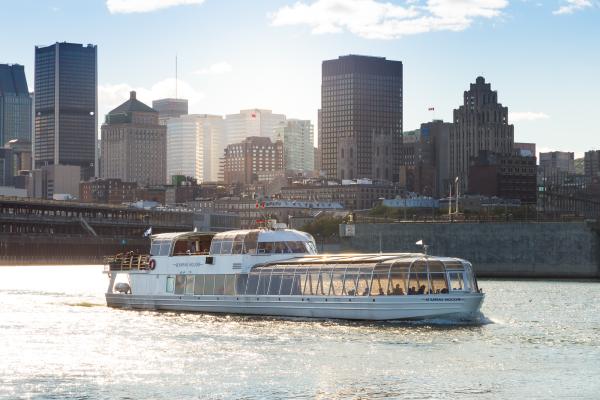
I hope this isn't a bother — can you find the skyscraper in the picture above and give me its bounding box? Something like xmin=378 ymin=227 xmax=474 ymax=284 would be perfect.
xmin=34 ymin=42 xmax=97 ymax=180
xmin=224 ymin=109 xmax=285 ymax=146
xmin=0 ymin=64 xmax=32 ymax=146
xmin=152 ymin=98 xmax=188 ymax=125
xmin=101 ymin=91 xmax=166 ymax=186
xmin=274 ymin=119 xmax=314 ymax=173
xmin=166 ymin=114 xmax=224 ymax=183
xmin=450 ymin=77 xmax=514 ymax=191
xmin=321 ymin=55 xmax=403 ymax=182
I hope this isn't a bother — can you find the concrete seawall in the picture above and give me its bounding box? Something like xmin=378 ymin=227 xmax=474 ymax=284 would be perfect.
xmin=340 ymin=222 xmax=600 ymax=279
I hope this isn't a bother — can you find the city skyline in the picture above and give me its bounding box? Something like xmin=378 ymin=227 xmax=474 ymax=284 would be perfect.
xmin=1 ymin=0 xmax=599 ymax=156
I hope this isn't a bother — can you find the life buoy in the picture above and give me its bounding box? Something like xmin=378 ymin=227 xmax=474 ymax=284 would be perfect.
xmin=148 ymin=259 xmax=156 ymax=270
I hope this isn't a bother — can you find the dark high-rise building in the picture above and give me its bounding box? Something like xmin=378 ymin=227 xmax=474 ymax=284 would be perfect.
xmin=584 ymin=150 xmax=600 ymax=178
xmin=0 ymin=64 xmax=32 ymax=145
xmin=321 ymin=55 xmax=403 ymax=182
xmin=152 ymin=98 xmax=188 ymax=125
xmin=450 ymin=77 xmax=514 ymax=192
xmin=34 ymin=42 xmax=97 ymax=180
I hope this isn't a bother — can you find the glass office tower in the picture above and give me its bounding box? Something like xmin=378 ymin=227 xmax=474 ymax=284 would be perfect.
xmin=0 ymin=64 xmax=32 ymax=145
xmin=34 ymin=42 xmax=97 ymax=180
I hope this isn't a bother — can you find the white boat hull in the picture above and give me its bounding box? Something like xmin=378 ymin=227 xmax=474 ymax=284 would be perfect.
xmin=105 ymin=293 xmax=484 ymax=321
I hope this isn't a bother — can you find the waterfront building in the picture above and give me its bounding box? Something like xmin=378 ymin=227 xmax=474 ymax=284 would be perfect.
xmin=222 ymin=136 xmax=284 ymax=185
xmin=539 ymin=151 xmax=575 ymax=177
xmin=280 ymin=179 xmax=401 ymax=210
xmin=321 ymin=55 xmax=403 ymax=182
xmin=584 ymin=150 xmax=600 ymax=178
xmin=166 ymin=114 xmax=224 ymax=183
xmin=0 ymin=148 xmax=14 ymax=186
xmin=100 ymin=91 xmax=166 ymax=186
xmin=468 ymin=150 xmax=537 ymax=204
xmin=399 ymin=121 xmax=451 ymax=198
xmin=34 ymin=42 xmax=97 ymax=180
xmin=5 ymin=139 xmax=32 ymax=173
xmin=27 ymin=164 xmax=81 ymax=199
xmin=450 ymin=77 xmax=514 ymax=192
xmin=0 ymin=64 xmax=32 ymax=145
xmin=79 ymin=178 xmax=138 ymax=204
xmin=152 ymin=98 xmax=188 ymax=125
xmin=224 ymin=109 xmax=285 ymax=146
xmin=274 ymin=119 xmax=314 ymax=174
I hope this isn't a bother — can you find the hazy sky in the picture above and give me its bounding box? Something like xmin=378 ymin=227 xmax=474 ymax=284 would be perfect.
xmin=1 ymin=0 xmax=598 ymax=156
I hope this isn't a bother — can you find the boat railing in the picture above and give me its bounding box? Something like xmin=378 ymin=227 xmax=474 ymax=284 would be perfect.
xmin=104 ymin=253 xmax=151 ymax=272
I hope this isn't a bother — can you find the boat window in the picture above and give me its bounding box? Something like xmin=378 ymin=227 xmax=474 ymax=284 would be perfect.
xmin=408 ymin=261 xmax=429 ymax=294
xmin=371 ymin=267 xmax=390 ymax=296
xmin=267 ymin=269 xmax=284 ymax=295
xmin=231 ymin=234 xmax=245 ymax=254
xmin=257 ymin=242 xmax=273 ymax=254
xmin=243 ymin=231 xmax=259 ymax=254
xmin=356 ymin=267 xmax=373 ymax=296
xmin=274 ymin=242 xmax=291 ymax=254
xmin=158 ymin=241 xmax=171 ymax=256
xmin=305 ymin=241 xmax=318 ymax=255
xmin=279 ymin=268 xmax=296 ymax=295
xmin=257 ymin=271 xmax=271 ymax=295
xmin=288 ymin=241 xmax=306 ymax=254
xmin=219 ymin=241 xmax=232 ymax=255
xmin=209 ymin=240 xmax=221 ymax=255
xmin=194 ymin=274 xmax=205 ymax=295
xmin=290 ymin=268 xmax=307 ymax=295
xmin=224 ymin=274 xmax=236 ymax=295
xmin=330 ymin=269 xmax=345 ymax=295
xmin=185 ymin=275 xmax=195 ymax=295
xmin=203 ymin=274 xmax=215 ymax=295
xmin=429 ymin=272 xmax=448 ymax=294
xmin=389 ymin=262 xmax=408 ymax=295
xmin=214 ymin=275 xmax=225 ymax=295
xmin=317 ymin=270 xmax=333 ymax=296
xmin=166 ymin=276 xmax=175 ymax=293
xmin=464 ymin=262 xmax=478 ymax=292
xmin=175 ymin=275 xmax=186 ymax=294
xmin=444 ymin=261 xmax=464 ymax=270
xmin=245 ymin=273 xmax=259 ymax=295
xmin=343 ymin=267 xmax=359 ymax=295
xmin=448 ymin=272 xmax=464 ymax=291
xmin=150 ymin=241 xmax=161 ymax=256
xmin=303 ymin=270 xmax=320 ymax=295
xmin=428 ymin=261 xmax=445 ymax=273
xmin=236 ymin=274 xmax=248 ymax=295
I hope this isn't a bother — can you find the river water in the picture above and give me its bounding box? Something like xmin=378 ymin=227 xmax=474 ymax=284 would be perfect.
xmin=0 ymin=265 xmax=598 ymax=400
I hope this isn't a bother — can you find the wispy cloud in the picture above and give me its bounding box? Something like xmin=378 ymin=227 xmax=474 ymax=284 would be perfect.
xmin=269 ymin=0 xmax=509 ymax=39
xmin=106 ymin=0 xmax=205 ymax=14
xmin=510 ymin=111 xmax=550 ymax=122
xmin=98 ymin=78 xmax=204 ymax=118
xmin=194 ymin=61 xmax=233 ymax=75
xmin=553 ymin=0 xmax=592 ymax=15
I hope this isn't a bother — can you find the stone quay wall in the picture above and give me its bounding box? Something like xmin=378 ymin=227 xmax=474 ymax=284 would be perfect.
xmin=340 ymin=222 xmax=600 ymax=279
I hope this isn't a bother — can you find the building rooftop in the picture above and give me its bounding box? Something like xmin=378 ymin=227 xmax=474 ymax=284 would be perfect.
xmin=109 ymin=91 xmax=156 ymax=115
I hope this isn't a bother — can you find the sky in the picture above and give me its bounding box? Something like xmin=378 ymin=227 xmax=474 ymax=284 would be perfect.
xmin=1 ymin=0 xmax=598 ymax=157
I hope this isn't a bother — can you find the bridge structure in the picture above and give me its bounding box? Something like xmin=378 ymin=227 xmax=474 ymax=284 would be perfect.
xmin=0 ymin=197 xmax=194 ymax=265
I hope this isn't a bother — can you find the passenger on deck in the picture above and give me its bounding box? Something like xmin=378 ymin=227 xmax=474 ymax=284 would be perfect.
xmin=418 ymin=285 xmax=426 ymax=294
xmin=408 ymin=286 xmax=416 ymax=295
xmin=392 ymin=284 xmax=404 ymax=295
xmin=347 ymin=289 xmax=356 ymax=296
xmin=378 ymin=287 xmax=385 ymax=296
xmin=362 ymin=286 xmax=370 ymax=296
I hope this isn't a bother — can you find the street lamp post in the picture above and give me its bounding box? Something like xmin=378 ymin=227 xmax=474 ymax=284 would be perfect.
xmin=455 ymin=177 xmax=460 ymax=214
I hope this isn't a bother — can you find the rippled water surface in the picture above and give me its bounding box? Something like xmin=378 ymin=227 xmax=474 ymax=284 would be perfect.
xmin=0 ymin=265 xmax=599 ymax=399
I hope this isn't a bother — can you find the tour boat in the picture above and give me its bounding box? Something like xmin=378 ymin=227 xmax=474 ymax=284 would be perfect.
xmin=104 ymin=227 xmax=485 ymax=320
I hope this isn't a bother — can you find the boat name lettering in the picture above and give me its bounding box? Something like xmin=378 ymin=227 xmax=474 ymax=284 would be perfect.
xmin=174 ymin=262 xmax=203 ymax=268
xmin=425 ymin=298 xmax=463 ymax=302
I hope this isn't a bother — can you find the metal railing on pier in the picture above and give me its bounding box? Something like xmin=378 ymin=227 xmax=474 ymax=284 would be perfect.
xmin=104 ymin=253 xmax=151 ymax=272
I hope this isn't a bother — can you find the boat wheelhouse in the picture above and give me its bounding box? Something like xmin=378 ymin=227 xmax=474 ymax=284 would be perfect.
xmin=104 ymin=228 xmax=484 ymax=320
